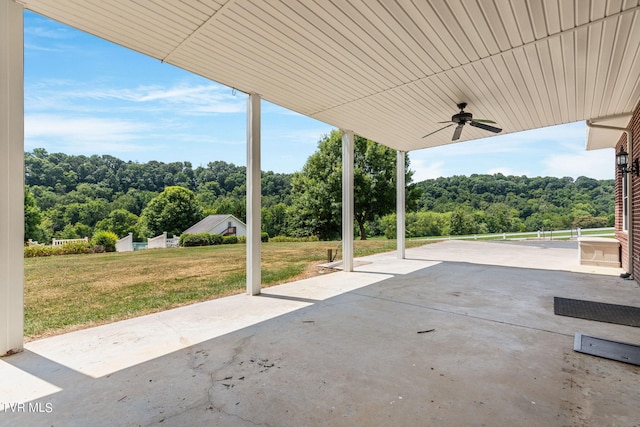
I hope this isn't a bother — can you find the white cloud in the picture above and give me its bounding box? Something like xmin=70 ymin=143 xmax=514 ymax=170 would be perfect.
xmin=410 ymin=158 xmax=448 ymax=181
xmin=25 ymin=114 xmax=151 ymax=144
xmin=25 ymin=25 xmax=74 ymax=40
xmin=542 ymin=148 xmax=615 ymax=180
xmin=26 ymin=82 xmax=246 ymax=115
xmin=24 ymin=43 xmax=63 ymax=52
xmin=264 ymin=127 xmax=333 ymax=146
xmin=24 ymin=21 xmax=76 ymax=52
xmin=496 ymin=122 xmax=586 ymax=144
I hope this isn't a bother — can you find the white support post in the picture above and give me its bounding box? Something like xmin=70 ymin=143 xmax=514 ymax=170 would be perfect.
xmin=1 ymin=0 xmax=24 ymax=356
xmin=246 ymin=93 xmax=261 ymax=295
xmin=341 ymin=130 xmax=354 ymax=272
xmin=396 ymin=151 xmax=406 ymax=259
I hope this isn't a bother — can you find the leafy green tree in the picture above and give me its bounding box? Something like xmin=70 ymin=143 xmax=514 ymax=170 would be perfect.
xmin=29 ymin=185 xmax=58 ymax=210
xmin=196 ymin=181 xmax=223 ymax=208
xmin=288 ymin=130 xmax=417 ymax=240
xmin=353 ymin=136 xmax=402 ymax=239
xmin=450 ymin=207 xmax=478 ymax=235
xmin=38 ymin=217 xmax=55 ymax=244
xmin=58 ymin=222 xmax=92 ymax=239
xmin=111 ymin=189 xmax=157 ymax=216
xmin=263 ymin=202 xmax=288 ymax=237
xmin=61 ymin=200 xmax=110 ymax=228
xmin=573 ymin=214 xmax=608 ymax=229
xmin=287 ymin=134 xmax=342 ymax=240
xmin=95 ymin=209 xmax=139 ymax=239
xmin=208 ymin=195 xmax=246 ymax=222
xmin=139 ymin=186 xmax=202 ymax=237
xmin=381 ymin=211 xmax=450 ymax=239
xmin=24 ymin=186 xmax=43 ymax=242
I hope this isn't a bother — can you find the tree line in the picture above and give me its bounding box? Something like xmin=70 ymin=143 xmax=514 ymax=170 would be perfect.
xmin=411 ymin=174 xmax=614 ymax=235
xmin=24 ymin=133 xmax=614 ymax=244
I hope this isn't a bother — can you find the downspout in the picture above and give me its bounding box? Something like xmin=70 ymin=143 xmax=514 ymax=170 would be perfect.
xmin=586 ymin=120 xmax=633 ymax=277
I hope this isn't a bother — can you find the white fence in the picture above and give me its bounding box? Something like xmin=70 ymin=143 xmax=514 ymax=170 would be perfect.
xmin=52 ymin=237 xmax=88 ymax=246
xmin=166 ymin=236 xmax=179 ymax=248
xmin=116 ymin=233 xmax=133 ymax=252
xmin=416 ymin=227 xmax=615 ymax=242
xmin=148 ymin=232 xmax=179 ymax=249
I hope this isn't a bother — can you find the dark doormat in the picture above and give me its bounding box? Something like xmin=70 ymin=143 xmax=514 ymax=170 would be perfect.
xmin=574 ymin=333 xmax=640 ymax=366
xmin=554 ymin=297 xmax=640 ymax=327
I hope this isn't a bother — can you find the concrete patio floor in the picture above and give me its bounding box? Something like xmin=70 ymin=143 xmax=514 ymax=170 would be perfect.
xmin=2 ymin=240 xmax=640 ymax=426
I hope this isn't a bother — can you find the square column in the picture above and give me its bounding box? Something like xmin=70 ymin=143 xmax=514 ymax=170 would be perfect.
xmin=1 ymin=0 xmax=24 ymax=355
xmin=341 ymin=130 xmax=354 ymax=272
xmin=396 ymin=151 xmax=406 ymax=259
xmin=246 ymin=93 xmax=261 ymax=295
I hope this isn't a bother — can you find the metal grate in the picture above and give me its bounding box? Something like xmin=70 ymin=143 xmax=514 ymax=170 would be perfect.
xmin=554 ymin=297 xmax=640 ymax=327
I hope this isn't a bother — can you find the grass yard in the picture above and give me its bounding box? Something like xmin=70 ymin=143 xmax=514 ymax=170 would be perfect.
xmin=25 ymin=239 xmax=426 ymax=340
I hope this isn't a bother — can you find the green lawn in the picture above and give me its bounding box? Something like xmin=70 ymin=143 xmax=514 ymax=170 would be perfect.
xmin=25 ymin=239 xmax=426 ymax=340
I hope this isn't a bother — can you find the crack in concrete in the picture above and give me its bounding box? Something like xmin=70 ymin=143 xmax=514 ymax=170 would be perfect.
xmin=203 ymin=334 xmax=272 ymax=426
xmin=139 ymin=334 xmax=270 ymax=426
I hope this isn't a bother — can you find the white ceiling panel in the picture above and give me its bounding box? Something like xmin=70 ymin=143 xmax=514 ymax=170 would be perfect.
xmin=19 ymin=0 xmax=640 ymax=152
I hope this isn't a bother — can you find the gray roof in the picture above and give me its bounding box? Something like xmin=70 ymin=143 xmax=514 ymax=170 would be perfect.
xmin=182 ymin=215 xmax=241 ymax=235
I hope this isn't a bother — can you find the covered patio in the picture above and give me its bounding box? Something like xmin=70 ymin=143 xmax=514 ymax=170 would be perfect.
xmin=1 ymin=240 xmax=638 ymax=426
xmin=2 ymin=2 xmax=640 ymax=424
xmin=3 ymin=0 xmax=640 ymax=355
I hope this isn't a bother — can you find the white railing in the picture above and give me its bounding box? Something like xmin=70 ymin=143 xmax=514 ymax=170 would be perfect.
xmin=166 ymin=237 xmax=179 ymax=248
xmin=52 ymin=237 xmax=88 ymax=246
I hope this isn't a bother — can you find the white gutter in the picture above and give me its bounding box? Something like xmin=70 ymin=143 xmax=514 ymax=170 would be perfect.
xmin=586 ymin=120 xmax=633 ymax=277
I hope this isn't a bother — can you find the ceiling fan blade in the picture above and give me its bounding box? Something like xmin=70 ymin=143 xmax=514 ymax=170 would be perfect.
xmin=452 ymin=123 xmax=464 ymax=141
xmin=469 ymin=120 xmax=502 ymax=133
xmin=437 ymin=121 xmax=453 ymax=124
xmin=472 ymin=119 xmax=497 ymax=124
xmin=422 ymin=123 xmax=454 ymax=138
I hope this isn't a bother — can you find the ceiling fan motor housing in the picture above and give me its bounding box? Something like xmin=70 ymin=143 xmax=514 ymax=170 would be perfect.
xmin=452 ymin=111 xmax=473 ymax=123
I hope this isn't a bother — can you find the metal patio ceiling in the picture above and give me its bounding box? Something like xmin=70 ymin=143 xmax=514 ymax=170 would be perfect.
xmin=19 ymin=0 xmax=640 ymax=152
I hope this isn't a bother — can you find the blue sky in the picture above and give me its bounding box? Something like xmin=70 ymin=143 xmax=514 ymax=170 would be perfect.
xmin=24 ymin=11 xmax=615 ymax=182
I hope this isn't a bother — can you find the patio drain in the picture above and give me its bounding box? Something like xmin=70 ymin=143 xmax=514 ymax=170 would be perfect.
xmin=554 ymin=297 xmax=640 ymax=327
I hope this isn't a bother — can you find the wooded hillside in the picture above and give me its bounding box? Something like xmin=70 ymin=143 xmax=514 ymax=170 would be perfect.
xmin=24 ymin=148 xmax=614 ymax=243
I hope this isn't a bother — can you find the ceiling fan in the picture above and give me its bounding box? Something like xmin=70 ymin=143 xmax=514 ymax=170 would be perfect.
xmin=422 ymin=102 xmax=502 ymax=141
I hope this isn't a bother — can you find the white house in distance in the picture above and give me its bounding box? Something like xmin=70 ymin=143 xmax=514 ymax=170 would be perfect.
xmin=182 ymin=214 xmax=246 ymax=237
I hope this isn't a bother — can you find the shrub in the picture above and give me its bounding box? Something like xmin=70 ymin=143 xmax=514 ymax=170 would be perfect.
xmin=261 ymin=232 xmax=269 ymax=242
xmin=92 ymin=231 xmax=118 ymax=252
xmin=181 ymin=233 xmax=212 ymax=247
xmin=222 ymin=235 xmax=238 ymax=244
xmin=209 ymin=234 xmax=223 ymax=245
xmin=178 ymin=233 xmax=191 ymax=247
xmin=179 ymin=233 xmax=224 ymax=247
xmin=61 ymin=241 xmax=94 ymax=255
xmin=24 ymin=245 xmax=56 ymax=258
xmin=24 ymin=242 xmax=93 ymax=258
xmin=237 ymin=235 xmax=246 ymax=243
